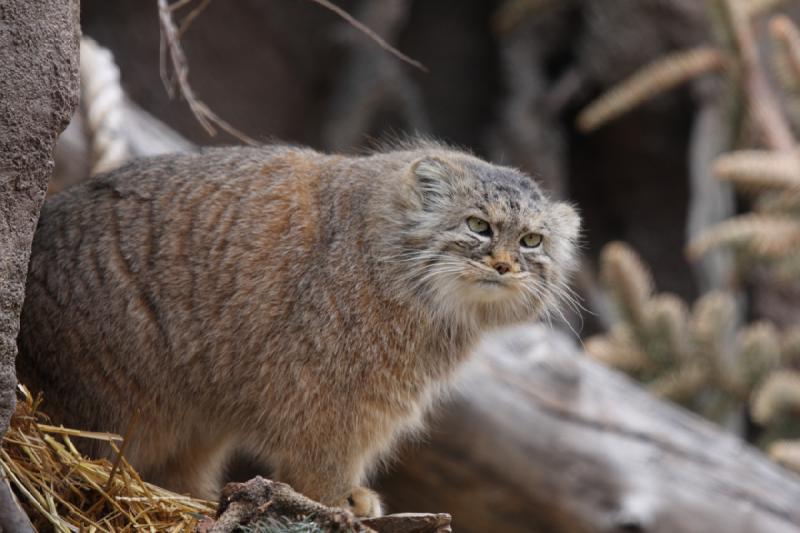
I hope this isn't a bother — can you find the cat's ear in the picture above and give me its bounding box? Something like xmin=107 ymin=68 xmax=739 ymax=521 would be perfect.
xmin=549 ymin=202 xmax=581 ymax=242
xmin=405 ymin=156 xmax=459 ymax=209
xmin=546 ymin=202 xmax=581 ymax=268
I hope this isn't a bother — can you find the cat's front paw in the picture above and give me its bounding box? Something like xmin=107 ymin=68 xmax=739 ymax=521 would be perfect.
xmin=343 ymin=486 xmax=383 ymax=517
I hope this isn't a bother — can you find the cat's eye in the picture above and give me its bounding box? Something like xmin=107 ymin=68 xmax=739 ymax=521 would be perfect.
xmin=520 ymin=233 xmax=543 ymax=248
xmin=467 ymin=217 xmax=491 ymax=236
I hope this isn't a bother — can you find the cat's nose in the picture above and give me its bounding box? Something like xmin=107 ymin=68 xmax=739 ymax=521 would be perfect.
xmin=493 ymin=262 xmax=511 ymax=275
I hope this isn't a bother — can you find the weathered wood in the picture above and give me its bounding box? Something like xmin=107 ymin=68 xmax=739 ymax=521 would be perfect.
xmin=201 ymin=476 xmax=450 ymax=533
xmin=377 ymin=325 xmax=800 ymax=533
xmin=362 ymin=513 xmax=452 ymax=533
xmin=208 ymin=477 xmax=361 ymax=533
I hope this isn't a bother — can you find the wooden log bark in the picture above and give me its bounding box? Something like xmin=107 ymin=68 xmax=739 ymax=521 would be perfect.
xmin=197 ymin=476 xmax=451 ymax=533
xmin=0 ymin=1 xmax=79 ymax=530
xmin=377 ymin=326 xmax=800 ymax=533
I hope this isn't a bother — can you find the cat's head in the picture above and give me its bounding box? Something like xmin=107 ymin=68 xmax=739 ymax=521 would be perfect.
xmin=385 ymin=152 xmax=581 ymax=328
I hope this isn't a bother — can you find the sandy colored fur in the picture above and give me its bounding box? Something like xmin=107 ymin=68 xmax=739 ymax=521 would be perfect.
xmin=17 ymin=142 xmax=579 ymax=514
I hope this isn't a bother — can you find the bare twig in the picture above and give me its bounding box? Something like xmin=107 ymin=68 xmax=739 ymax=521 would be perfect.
xmin=724 ymin=0 xmax=795 ymax=151
xmin=157 ymin=0 xmax=257 ymax=144
xmin=177 ymin=0 xmax=211 ymax=38
xmin=491 ymin=0 xmax=573 ymax=35
xmin=157 ymin=0 xmax=427 ymax=144
xmin=103 ymin=409 xmax=140 ymax=492
xmin=168 ymin=0 xmax=195 ymax=12
xmin=308 ymin=0 xmax=428 ymax=73
xmin=363 ymin=513 xmax=452 ymax=533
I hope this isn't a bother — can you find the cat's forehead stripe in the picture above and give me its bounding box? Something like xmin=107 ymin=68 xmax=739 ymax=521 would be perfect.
xmin=477 ymin=178 xmax=544 ymax=223
xmin=462 ymin=161 xmax=544 ymax=204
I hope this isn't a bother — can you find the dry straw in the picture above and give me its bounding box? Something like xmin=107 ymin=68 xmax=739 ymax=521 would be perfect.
xmin=0 ymin=385 xmax=215 ymax=532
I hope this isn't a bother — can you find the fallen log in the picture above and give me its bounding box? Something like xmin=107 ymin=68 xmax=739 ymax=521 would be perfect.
xmin=377 ymin=325 xmax=800 ymax=533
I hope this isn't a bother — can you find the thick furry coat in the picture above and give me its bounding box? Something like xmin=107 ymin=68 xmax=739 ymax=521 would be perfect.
xmin=17 ymin=142 xmax=580 ymax=515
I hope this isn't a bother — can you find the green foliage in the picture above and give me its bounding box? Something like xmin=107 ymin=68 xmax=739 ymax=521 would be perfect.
xmin=582 ymin=0 xmax=800 ymax=474
xmin=588 ymin=243 xmax=800 ymax=436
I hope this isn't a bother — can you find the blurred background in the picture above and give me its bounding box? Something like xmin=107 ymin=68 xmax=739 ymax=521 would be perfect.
xmin=46 ymin=0 xmax=800 ymax=531
xmin=75 ymin=0 xmax=710 ymax=320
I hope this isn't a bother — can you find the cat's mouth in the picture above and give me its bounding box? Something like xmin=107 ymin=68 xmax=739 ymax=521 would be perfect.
xmin=432 ymin=259 xmax=521 ymax=302
xmin=457 ymin=275 xmax=516 ymax=304
xmin=464 ymin=262 xmax=516 ymax=289
xmin=476 ymin=278 xmax=505 ymax=286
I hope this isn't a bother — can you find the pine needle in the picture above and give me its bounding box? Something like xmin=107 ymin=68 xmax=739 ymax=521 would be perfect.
xmin=642 ymin=293 xmax=690 ymax=360
xmin=751 ymin=370 xmax=800 ymax=424
xmin=713 ymin=150 xmax=800 ymax=191
xmin=689 ymin=290 xmax=737 ymax=363
xmin=754 ymin=190 xmax=800 ymax=213
xmin=780 ymin=328 xmax=800 ymax=365
xmin=768 ymin=439 xmax=800 ymax=474
xmin=585 ymin=334 xmax=648 ymax=373
xmin=600 ymin=241 xmax=654 ymax=327
xmin=771 ymin=15 xmax=800 ymax=82
xmin=735 ymin=321 xmax=782 ymax=390
xmin=687 ymin=214 xmax=800 ymax=259
xmin=649 ymin=363 xmax=708 ymax=402
xmin=725 ymin=0 xmax=796 ymax=150
xmin=577 ymin=47 xmax=726 ymax=132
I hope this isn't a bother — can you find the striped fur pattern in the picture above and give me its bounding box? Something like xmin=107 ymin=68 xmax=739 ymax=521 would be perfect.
xmin=17 ymin=142 xmax=580 ymax=516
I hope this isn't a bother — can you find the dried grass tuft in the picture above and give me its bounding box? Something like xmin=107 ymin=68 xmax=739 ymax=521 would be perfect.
xmin=0 ymin=385 xmax=215 ymax=532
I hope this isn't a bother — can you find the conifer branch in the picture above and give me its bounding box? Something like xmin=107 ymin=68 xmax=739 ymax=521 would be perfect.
xmin=735 ymin=322 xmax=782 ymax=391
xmin=751 ymin=370 xmax=800 ymax=424
xmin=585 ymin=335 xmax=648 ymax=374
xmin=724 ymin=0 xmax=796 ymax=150
xmin=770 ymin=15 xmax=800 ymax=82
xmin=768 ymin=439 xmax=800 ymax=472
xmin=746 ymin=0 xmax=790 ymax=17
xmin=713 ymin=150 xmax=800 ymax=191
xmin=577 ymin=47 xmax=726 ymax=132
xmin=687 ymin=214 xmax=800 ymax=259
xmin=599 ymin=242 xmax=655 ymax=327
